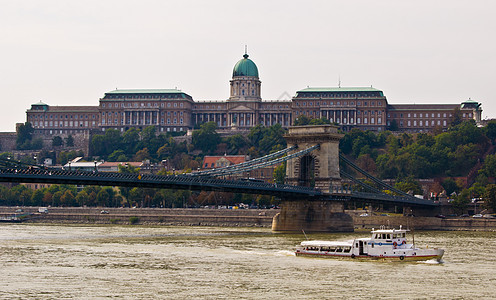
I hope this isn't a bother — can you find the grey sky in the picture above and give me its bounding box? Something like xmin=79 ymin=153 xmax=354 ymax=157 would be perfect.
xmin=1 ymin=0 xmax=494 ymax=132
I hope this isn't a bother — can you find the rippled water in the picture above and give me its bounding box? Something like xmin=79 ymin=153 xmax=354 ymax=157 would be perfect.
xmin=0 ymin=224 xmax=495 ymax=299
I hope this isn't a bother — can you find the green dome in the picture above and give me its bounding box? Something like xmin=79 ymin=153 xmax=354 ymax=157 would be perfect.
xmin=232 ymin=54 xmax=259 ymax=77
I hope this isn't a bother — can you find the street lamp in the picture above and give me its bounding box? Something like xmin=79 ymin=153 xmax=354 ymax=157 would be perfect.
xmin=68 ymin=162 xmax=71 ymax=171
xmin=34 ymin=155 xmax=37 ymax=165
xmin=94 ymin=160 xmax=98 ymax=172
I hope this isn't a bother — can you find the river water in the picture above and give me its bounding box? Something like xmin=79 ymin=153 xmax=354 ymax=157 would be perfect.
xmin=0 ymin=224 xmax=494 ymax=299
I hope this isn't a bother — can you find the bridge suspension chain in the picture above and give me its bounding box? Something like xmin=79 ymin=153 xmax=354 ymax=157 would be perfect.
xmin=193 ymin=145 xmax=298 ymax=177
xmin=339 ymin=169 xmax=383 ymax=194
xmin=339 ymin=153 xmax=413 ymax=198
xmin=195 ymin=144 xmax=320 ymax=177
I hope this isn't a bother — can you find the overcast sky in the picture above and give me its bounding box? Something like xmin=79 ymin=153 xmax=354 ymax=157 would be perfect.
xmin=1 ymin=0 xmax=494 ymax=132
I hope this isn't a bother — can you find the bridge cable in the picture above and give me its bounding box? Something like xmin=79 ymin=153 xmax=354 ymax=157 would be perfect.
xmin=200 ymin=144 xmax=320 ymax=177
xmin=192 ymin=145 xmax=297 ymax=176
xmin=339 ymin=153 xmax=413 ymax=198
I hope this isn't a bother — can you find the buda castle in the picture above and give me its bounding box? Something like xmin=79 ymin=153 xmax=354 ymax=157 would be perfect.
xmin=26 ymin=53 xmax=483 ymax=137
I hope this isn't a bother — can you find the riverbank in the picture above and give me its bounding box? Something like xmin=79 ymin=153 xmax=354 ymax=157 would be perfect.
xmin=0 ymin=207 xmax=278 ymax=227
xmin=1 ymin=206 xmax=495 ymax=230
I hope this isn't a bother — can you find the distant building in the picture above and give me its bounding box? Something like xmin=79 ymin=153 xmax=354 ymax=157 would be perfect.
xmin=25 ymin=52 xmax=483 ymax=137
xmin=202 ymin=155 xmax=247 ymax=170
xmin=97 ymin=161 xmax=143 ymax=172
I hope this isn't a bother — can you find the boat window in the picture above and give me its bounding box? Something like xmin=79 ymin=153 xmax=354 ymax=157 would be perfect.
xmin=387 ymin=234 xmax=391 ymax=239
xmin=343 ymin=247 xmax=351 ymax=253
xmin=336 ymin=247 xmax=343 ymax=252
xmin=382 ymin=234 xmax=387 ymax=239
xmin=371 ymin=243 xmax=374 ymax=248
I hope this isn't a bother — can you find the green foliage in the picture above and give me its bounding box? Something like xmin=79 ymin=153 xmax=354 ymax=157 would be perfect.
xmin=484 ymin=121 xmax=496 ymax=142
xmin=352 ymin=121 xmax=490 ymax=180
xmin=65 ymin=135 xmax=74 ymax=147
xmin=450 ymin=107 xmax=463 ymax=127
xmin=441 ymin=178 xmax=460 ymax=196
xmin=134 ymin=148 xmax=151 ymax=162
xmin=75 ymin=190 xmax=89 ymax=206
xmin=293 ymin=115 xmax=311 ymax=126
xmin=479 ymin=154 xmax=496 ymax=178
xmin=192 ymin=122 xmax=221 ymax=155
xmin=484 ymin=184 xmax=496 ymax=212
xmin=388 ymin=119 xmax=399 ymax=131
xmin=309 ymin=117 xmax=331 ymax=125
xmin=452 ymin=189 xmax=471 ymax=214
xmin=57 ymin=150 xmax=84 ymax=165
xmin=273 ymin=162 xmax=286 ymax=184
xmin=52 ymin=136 xmax=63 ymax=147
xmin=16 ymin=122 xmax=34 ymax=150
xmin=394 ymin=177 xmax=423 ymax=195
xmin=248 ymin=124 xmax=287 ymax=157
xmin=108 ymin=150 xmax=128 ymax=162
xmin=129 ymin=216 xmax=140 ymax=225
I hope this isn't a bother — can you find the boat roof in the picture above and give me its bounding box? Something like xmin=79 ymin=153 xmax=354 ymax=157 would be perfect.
xmin=300 ymin=240 xmax=353 ymax=247
xmin=371 ymin=228 xmax=408 ymax=234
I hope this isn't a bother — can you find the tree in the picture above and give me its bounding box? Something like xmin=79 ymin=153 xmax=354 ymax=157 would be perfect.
xmin=96 ymin=189 xmax=110 ymax=207
xmin=192 ymin=122 xmax=221 ymax=154
xmin=484 ymin=120 xmax=496 ymax=143
xmin=90 ymin=135 xmax=106 ymax=156
xmin=388 ymin=119 xmax=399 ymax=131
xmin=293 ymin=115 xmax=311 ymax=126
xmin=483 ymin=184 xmax=496 ymax=212
xmin=309 ymin=117 xmax=331 ymax=125
xmin=31 ymin=190 xmax=45 ymax=206
xmin=134 ymin=148 xmax=151 ymax=162
xmin=452 ymin=189 xmax=470 ymax=214
xmin=441 ymin=178 xmax=459 ymax=196
xmin=16 ymin=122 xmax=34 ymax=149
xmin=65 ymin=135 xmax=74 ymax=147
xmin=122 ymin=128 xmax=140 ymax=155
xmin=394 ymin=177 xmax=423 ymax=195
xmin=52 ymin=136 xmax=63 ymax=147
xmin=273 ymin=163 xmax=286 ymax=184
xmin=450 ymin=107 xmax=463 ymax=127
xmin=60 ymin=190 xmax=76 ymax=207
xmin=75 ymin=190 xmax=89 ymax=206
xmin=108 ymin=150 xmax=127 ymax=162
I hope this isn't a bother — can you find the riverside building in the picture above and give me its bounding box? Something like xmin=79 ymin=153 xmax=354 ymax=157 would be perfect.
xmin=26 ymin=53 xmax=483 ymax=135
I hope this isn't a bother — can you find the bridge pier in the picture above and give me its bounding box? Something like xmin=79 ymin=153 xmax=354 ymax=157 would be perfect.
xmin=272 ymin=199 xmax=353 ymax=232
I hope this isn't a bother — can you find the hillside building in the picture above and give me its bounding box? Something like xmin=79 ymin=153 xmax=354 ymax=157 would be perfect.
xmin=25 ymin=52 xmax=483 ymax=136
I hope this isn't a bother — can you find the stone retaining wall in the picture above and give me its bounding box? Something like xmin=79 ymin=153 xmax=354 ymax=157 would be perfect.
xmin=353 ymin=215 xmax=496 ymax=231
xmin=2 ymin=207 xmax=496 ymax=230
xmin=0 ymin=207 xmax=278 ymax=227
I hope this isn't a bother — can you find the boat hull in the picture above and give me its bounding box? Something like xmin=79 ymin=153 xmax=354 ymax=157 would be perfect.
xmin=295 ymin=249 xmax=444 ymax=262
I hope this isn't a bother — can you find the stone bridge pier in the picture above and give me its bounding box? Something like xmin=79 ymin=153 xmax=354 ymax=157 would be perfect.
xmin=272 ymin=199 xmax=353 ymax=232
xmin=272 ymin=125 xmax=353 ymax=232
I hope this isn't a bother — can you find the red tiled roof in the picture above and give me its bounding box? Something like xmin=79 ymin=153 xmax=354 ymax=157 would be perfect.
xmin=202 ymin=156 xmax=246 ymax=169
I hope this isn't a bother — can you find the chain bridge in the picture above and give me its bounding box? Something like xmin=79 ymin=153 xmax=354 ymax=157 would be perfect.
xmin=0 ymin=125 xmax=439 ymax=232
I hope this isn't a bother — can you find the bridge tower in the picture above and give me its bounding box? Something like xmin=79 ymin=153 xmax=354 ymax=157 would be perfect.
xmin=272 ymin=125 xmax=353 ymax=232
xmin=284 ymin=125 xmax=343 ymax=193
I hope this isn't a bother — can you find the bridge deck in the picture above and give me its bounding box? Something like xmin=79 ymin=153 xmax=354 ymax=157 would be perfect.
xmin=0 ymin=168 xmax=438 ymax=207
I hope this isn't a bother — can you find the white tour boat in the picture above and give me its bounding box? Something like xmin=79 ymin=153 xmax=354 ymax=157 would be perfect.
xmin=295 ymin=226 xmax=444 ymax=262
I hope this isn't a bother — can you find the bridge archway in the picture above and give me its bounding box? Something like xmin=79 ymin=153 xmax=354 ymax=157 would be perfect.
xmin=285 ymin=125 xmax=343 ymax=194
xmin=298 ymin=154 xmax=316 ymax=187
